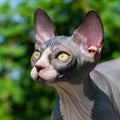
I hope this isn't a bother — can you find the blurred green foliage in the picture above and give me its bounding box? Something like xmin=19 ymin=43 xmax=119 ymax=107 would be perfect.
xmin=0 ymin=0 xmax=120 ymax=120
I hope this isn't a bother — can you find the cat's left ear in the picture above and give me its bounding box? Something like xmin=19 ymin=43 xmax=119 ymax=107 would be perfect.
xmin=72 ymin=11 xmax=104 ymax=61
xmin=34 ymin=8 xmax=55 ymax=45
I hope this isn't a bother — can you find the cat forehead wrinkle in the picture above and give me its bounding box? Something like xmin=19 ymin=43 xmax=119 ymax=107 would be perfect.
xmin=44 ymin=36 xmax=70 ymax=47
xmin=38 ymin=36 xmax=71 ymax=52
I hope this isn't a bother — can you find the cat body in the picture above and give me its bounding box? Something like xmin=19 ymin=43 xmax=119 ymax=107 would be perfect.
xmin=31 ymin=8 xmax=120 ymax=120
xmin=52 ymin=58 xmax=120 ymax=120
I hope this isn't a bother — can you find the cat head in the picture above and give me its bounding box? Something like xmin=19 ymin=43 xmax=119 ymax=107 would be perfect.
xmin=31 ymin=8 xmax=104 ymax=85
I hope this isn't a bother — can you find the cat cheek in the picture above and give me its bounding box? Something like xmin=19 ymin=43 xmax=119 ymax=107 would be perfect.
xmin=39 ymin=68 xmax=58 ymax=82
xmin=31 ymin=67 xmax=38 ymax=80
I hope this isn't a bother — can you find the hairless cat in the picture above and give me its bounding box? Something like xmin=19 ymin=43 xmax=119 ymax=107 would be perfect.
xmin=31 ymin=8 xmax=120 ymax=120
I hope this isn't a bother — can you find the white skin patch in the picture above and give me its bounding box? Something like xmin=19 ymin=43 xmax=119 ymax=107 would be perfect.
xmin=31 ymin=48 xmax=58 ymax=83
xmin=31 ymin=67 xmax=38 ymax=80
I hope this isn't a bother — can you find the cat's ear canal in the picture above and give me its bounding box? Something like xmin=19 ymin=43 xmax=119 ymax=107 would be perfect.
xmin=72 ymin=11 xmax=104 ymax=61
xmin=34 ymin=8 xmax=55 ymax=45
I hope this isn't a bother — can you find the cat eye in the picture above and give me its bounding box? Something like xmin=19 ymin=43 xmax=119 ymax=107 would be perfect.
xmin=57 ymin=52 xmax=69 ymax=61
xmin=33 ymin=51 xmax=41 ymax=60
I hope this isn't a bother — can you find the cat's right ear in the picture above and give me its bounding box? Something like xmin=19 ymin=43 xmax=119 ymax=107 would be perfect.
xmin=34 ymin=8 xmax=55 ymax=45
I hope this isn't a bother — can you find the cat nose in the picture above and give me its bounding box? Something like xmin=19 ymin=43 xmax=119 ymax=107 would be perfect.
xmin=35 ymin=65 xmax=45 ymax=72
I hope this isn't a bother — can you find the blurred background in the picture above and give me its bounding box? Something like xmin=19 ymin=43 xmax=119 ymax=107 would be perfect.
xmin=0 ymin=0 xmax=120 ymax=120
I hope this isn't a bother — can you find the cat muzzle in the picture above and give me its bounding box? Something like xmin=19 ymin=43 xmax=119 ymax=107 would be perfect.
xmin=31 ymin=66 xmax=58 ymax=84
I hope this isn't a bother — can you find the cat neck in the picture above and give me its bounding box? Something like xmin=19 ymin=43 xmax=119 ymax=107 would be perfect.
xmin=53 ymin=76 xmax=94 ymax=120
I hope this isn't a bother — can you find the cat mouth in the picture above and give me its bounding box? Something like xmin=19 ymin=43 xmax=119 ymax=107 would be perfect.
xmin=37 ymin=76 xmax=55 ymax=86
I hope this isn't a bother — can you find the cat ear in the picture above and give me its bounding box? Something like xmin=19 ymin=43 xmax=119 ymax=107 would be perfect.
xmin=34 ymin=8 xmax=55 ymax=45
xmin=72 ymin=11 xmax=104 ymax=58
xmin=73 ymin=11 xmax=104 ymax=54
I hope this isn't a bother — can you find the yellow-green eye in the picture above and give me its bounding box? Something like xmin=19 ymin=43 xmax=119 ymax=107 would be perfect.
xmin=33 ymin=51 xmax=40 ymax=59
xmin=57 ymin=53 xmax=69 ymax=61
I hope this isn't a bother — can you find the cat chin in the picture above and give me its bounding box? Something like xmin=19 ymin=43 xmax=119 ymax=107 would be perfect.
xmin=37 ymin=77 xmax=56 ymax=86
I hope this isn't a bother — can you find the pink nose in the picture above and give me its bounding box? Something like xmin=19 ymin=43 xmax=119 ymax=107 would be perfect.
xmin=35 ymin=65 xmax=45 ymax=72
